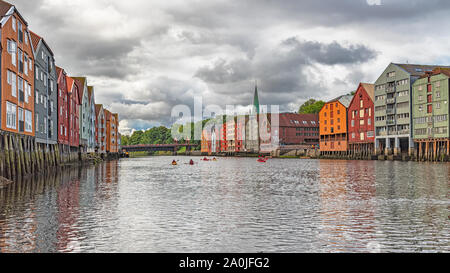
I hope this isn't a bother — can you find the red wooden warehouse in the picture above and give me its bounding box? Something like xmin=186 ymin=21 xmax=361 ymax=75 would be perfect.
xmin=347 ymin=83 xmax=375 ymax=156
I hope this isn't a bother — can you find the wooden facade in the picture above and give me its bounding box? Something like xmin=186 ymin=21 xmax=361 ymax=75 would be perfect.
xmin=0 ymin=3 xmax=35 ymax=137
xmin=319 ymin=95 xmax=353 ymax=154
xmin=348 ymin=83 xmax=375 ymax=157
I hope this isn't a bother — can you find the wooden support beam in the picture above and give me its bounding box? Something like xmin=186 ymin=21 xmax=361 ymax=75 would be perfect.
xmin=447 ymin=140 xmax=449 ymax=156
xmin=433 ymin=140 xmax=437 ymax=162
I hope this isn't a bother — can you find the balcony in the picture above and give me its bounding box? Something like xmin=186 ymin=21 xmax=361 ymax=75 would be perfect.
xmin=377 ymin=131 xmax=387 ymax=136
xmin=387 ymin=120 xmax=395 ymax=126
xmin=386 ymin=98 xmax=396 ymax=104
xmin=386 ymin=87 xmax=395 ymax=93
xmin=388 ymin=130 xmax=398 ymax=136
xmin=386 ymin=108 xmax=395 ymax=115
xmin=398 ymin=129 xmax=409 ymax=135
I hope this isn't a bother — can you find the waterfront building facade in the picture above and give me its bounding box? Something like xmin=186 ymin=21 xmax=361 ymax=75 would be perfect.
xmin=0 ymin=2 xmax=35 ymax=137
xmin=319 ymin=95 xmax=353 ymax=154
xmin=87 ymin=86 xmax=96 ymax=152
xmin=259 ymin=113 xmax=319 ymax=153
xmin=412 ymin=68 xmax=450 ymax=159
xmin=95 ymin=104 xmax=106 ymax=154
xmin=374 ymin=63 xmax=446 ymax=156
xmin=201 ymin=129 xmax=212 ymax=154
xmin=226 ymin=117 xmax=236 ymax=153
xmin=30 ymin=31 xmax=57 ymax=145
xmin=105 ymin=110 xmax=119 ymax=153
xmin=66 ymin=76 xmax=80 ymax=148
xmin=72 ymin=77 xmax=90 ymax=151
xmin=348 ymin=83 xmax=375 ymax=155
xmin=56 ymin=66 xmax=69 ymax=146
xmin=235 ymin=115 xmax=247 ymax=152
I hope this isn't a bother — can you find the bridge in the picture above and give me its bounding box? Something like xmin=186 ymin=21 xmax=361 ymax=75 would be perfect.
xmin=122 ymin=143 xmax=195 ymax=154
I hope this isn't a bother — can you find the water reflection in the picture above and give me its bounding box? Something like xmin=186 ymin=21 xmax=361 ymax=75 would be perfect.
xmin=0 ymin=158 xmax=448 ymax=253
xmin=0 ymin=162 xmax=119 ymax=253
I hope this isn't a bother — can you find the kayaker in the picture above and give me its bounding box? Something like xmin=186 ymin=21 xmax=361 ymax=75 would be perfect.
xmin=172 ymin=160 xmax=177 ymax=165
xmin=189 ymin=159 xmax=195 ymax=165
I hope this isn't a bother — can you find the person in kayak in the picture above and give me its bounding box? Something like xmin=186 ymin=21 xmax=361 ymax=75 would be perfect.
xmin=172 ymin=160 xmax=178 ymax=165
xmin=189 ymin=159 xmax=195 ymax=165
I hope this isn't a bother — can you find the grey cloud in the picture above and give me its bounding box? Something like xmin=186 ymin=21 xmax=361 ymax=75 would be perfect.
xmin=196 ymin=38 xmax=377 ymax=107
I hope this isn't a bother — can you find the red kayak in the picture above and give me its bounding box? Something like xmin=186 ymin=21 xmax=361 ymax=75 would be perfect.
xmin=257 ymin=158 xmax=267 ymax=163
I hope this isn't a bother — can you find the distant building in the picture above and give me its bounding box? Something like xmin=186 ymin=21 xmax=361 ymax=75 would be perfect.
xmin=72 ymin=77 xmax=91 ymax=151
xmin=319 ymin=95 xmax=353 ymax=154
xmin=245 ymin=85 xmax=260 ymax=153
xmin=226 ymin=117 xmax=236 ymax=153
xmin=348 ymin=83 xmax=375 ymax=155
xmin=412 ymin=68 xmax=450 ymax=159
xmin=95 ymin=104 xmax=106 ymax=154
xmin=260 ymin=113 xmax=319 ymax=153
xmin=87 ymin=86 xmax=96 ymax=152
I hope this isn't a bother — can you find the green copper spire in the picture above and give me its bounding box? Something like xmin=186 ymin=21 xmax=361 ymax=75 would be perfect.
xmin=253 ymin=82 xmax=260 ymax=115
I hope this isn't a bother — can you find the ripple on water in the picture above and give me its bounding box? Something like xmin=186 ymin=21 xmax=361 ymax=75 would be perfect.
xmin=0 ymin=157 xmax=449 ymax=253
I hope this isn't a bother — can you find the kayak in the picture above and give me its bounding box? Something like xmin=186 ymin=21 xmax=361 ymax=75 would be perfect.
xmin=172 ymin=162 xmax=178 ymax=166
xmin=257 ymin=159 xmax=267 ymax=163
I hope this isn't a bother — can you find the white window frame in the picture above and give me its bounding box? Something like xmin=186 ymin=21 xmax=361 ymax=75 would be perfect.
xmin=6 ymin=102 xmax=17 ymax=129
xmin=25 ymin=110 xmax=32 ymax=132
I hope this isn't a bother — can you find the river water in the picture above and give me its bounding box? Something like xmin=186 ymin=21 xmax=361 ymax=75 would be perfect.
xmin=0 ymin=157 xmax=448 ymax=253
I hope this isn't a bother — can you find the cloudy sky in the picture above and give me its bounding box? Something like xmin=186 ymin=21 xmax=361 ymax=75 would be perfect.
xmin=13 ymin=0 xmax=450 ymax=135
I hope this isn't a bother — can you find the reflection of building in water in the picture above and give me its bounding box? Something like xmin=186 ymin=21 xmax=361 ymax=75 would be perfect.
xmin=56 ymin=167 xmax=81 ymax=252
xmin=0 ymin=174 xmax=61 ymax=252
xmin=318 ymin=160 xmax=377 ymax=252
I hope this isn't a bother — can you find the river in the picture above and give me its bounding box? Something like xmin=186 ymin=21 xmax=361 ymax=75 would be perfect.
xmin=0 ymin=157 xmax=448 ymax=253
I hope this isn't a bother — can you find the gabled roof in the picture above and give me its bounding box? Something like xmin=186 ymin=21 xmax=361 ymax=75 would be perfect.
xmin=66 ymin=76 xmax=74 ymax=94
xmin=29 ymin=30 xmax=55 ymax=57
xmin=361 ymin=83 xmax=375 ymax=102
xmin=95 ymin=104 xmax=103 ymax=117
xmin=393 ymin=63 xmax=450 ymax=77
xmin=0 ymin=1 xmax=28 ymax=26
xmin=419 ymin=67 xmax=450 ymax=79
xmin=87 ymin=86 xmax=94 ymax=103
xmin=73 ymin=78 xmax=84 ymax=102
xmin=29 ymin=30 xmax=41 ymax=52
xmin=275 ymin=113 xmax=319 ymax=128
xmin=0 ymin=0 xmax=12 ymax=17
xmin=327 ymin=94 xmax=353 ymax=108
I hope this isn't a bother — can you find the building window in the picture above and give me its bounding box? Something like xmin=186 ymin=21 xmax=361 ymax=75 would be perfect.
xmin=12 ymin=17 xmax=16 ymax=31
xmin=360 ymin=109 xmax=364 ymax=118
xmin=436 ymin=91 xmax=441 ymax=98
xmin=360 ymin=120 xmax=365 ymax=126
xmin=7 ymin=40 xmax=17 ymax=66
xmin=360 ymin=133 xmax=365 ymax=141
xmin=25 ymin=110 xmax=32 ymax=132
xmin=6 ymin=102 xmax=17 ymax=129
xmin=387 ymin=71 xmax=396 ymax=78
xmin=368 ymin=119 xmax=371 ymax=125
xmin=18 ymin=21 xmax=23 ymax=43
xmin=360 ymin=100 xmax=363 ymax=108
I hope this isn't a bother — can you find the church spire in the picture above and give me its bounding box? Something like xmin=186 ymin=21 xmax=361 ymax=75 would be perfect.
xmin=253 ymin=81 xmax=260 ymax=115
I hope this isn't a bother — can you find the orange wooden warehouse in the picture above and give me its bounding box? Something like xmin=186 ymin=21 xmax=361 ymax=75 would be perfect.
xmin=319 ymin=95 xmax=353 ymax=154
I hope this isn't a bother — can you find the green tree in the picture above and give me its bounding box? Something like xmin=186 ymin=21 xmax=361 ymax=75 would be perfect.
xmin=298 ymin=99 xmax=326 ymax=114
